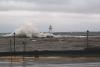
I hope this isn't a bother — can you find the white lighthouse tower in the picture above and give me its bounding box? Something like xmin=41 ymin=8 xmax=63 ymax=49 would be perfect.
xmin=48 ymin=25 xmax=53 ymax=37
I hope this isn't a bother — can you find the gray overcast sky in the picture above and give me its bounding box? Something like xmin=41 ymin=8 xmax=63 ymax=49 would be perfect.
xmin=0 ymin=0 xmax=100 ymax=32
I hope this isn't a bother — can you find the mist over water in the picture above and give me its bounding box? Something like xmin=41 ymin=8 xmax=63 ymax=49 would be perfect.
xmin=14 ymin=22 xmax=40 ymax=37
xmin=8 ymin=22 xmax=54 ymax=38
xmin=2 ymin=21 xmax=100 ymax=38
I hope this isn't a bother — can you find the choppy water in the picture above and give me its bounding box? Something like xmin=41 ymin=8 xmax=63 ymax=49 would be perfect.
xmin=1 ymin=32 xmax=100 ymax=37
xmin=0 ymin=61 xmax=100 ymax=67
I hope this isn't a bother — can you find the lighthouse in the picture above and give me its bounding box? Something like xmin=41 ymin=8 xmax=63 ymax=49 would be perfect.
xmin=48 ymin=25 xmax=53 ymax=38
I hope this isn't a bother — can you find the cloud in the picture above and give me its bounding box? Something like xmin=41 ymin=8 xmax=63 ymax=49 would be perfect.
xmin=0 ymin=0 xmax=100 ymax=14
xmin=1 ymin=10 xmax=99 ymax=22
xmin=0 ymin=0 xmax=100 ymax=32
xmin=0 ymin=10 xmax=100 ymax=32
xmin=0 ymin=0 xmax=36 ymax=10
